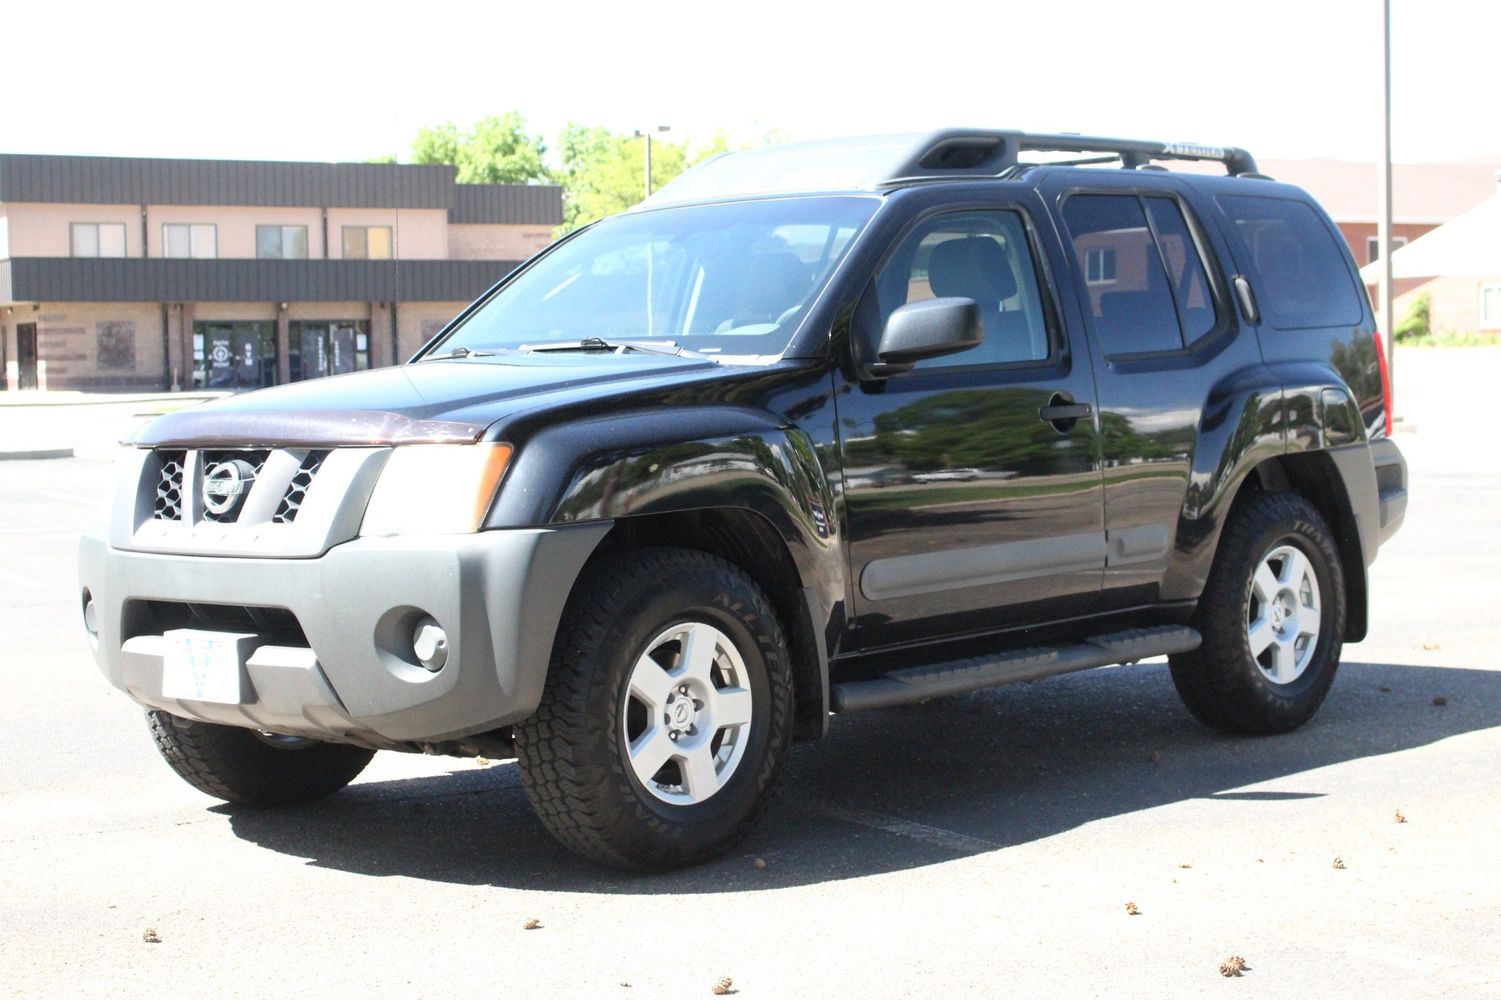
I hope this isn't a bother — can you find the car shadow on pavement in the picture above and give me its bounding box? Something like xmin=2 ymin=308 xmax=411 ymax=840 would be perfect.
xmin=224 ymin=659 xmax=1500 ymax=893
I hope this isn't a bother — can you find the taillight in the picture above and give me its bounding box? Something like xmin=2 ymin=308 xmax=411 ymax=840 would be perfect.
xmin=1373 ymin=330 xmax=1394 ymax=437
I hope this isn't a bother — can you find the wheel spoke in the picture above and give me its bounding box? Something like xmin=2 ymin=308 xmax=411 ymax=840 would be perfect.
xmin=1281 ymin=548 xmax=1311 ymax=590
xmin=628 ymin=727 xmax=676 ymax=782
xmin=1248 ymin=617 xmax=1277 ymax=657
xmin=711 ymin=687 xmax=753 ymax=729
xmin=679 ymin=745 xmax=721 ymax=799
xmin=628 ymin=656 xmax=673 ymax=709
xmin=1271 ymin=639 xmax=1300 ymax=682
xmin=1298 ymin=615 xmax=1321 ymax=651
xmin=1252 ymin=561 xmax=1280 ymax=605
xmin=676 ymin=623 xmax=719 ymax=683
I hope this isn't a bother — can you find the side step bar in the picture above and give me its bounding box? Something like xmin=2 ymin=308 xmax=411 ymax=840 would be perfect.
xmin=829 ymin=625 xmax=1201 ymax=713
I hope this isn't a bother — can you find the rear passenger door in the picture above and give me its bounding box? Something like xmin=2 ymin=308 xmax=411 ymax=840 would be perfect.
xmin=1045 ymin=177 xmax=1267 ymax=607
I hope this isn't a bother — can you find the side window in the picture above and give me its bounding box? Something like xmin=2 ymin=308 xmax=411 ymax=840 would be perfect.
xmin=867 ymin=210 xmax=1052 ymax=368
xmin=1144 ymin=197 xmax=1219 ymax=344
xmin=1062 ymin=195 xmax=1184 ymax=356
xmin=1217 ymin=195 xmax=1363 ymax=329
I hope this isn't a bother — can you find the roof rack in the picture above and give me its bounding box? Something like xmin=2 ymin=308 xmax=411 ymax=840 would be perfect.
xmin=883 ymin=129 xmax=1264 ymax=182
xmin=640 ymin=130 xmax=1267 ymax=210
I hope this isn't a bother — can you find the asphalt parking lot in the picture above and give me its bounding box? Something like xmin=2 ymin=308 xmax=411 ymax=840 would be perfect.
xmin=2 ymin=349 xmax=1498 ymax=999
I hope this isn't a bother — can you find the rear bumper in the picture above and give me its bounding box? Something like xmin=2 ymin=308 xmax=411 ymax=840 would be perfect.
xmin=1370 ymin=436 xmax=1407 ymax=546
xmin=78 ymin=523 xmax=610 ymax=745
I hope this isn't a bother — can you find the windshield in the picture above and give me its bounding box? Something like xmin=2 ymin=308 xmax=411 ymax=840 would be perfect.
xmin=430 ymin=196 xmax=878 ymax=360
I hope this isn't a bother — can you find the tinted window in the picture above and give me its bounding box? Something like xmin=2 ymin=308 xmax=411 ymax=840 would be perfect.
xmin=868 ymin=210 xmax=1051 ymax=368
xmin=1218 ymin=195 xmax=1363 ymax=329
xmin=1062 ymin=195 xmax=1182 ymax=355
xmin=1144 ymin=197 xmax=1218 ymax=343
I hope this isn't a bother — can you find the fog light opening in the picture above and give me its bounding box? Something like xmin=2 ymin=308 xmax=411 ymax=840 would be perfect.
xmin=82 ymin=590 xmax=99 ymax=650
xmin=412 ymin=616 xmax=449 ymax=673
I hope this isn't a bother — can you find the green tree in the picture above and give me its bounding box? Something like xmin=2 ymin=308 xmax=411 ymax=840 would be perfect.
xmin=556 ymin=125 xmax=731 ymax=232
xmin=410 ymin=113 xmax=548 ymax=184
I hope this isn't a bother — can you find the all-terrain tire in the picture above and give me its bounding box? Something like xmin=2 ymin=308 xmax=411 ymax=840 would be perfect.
xmin=1169 ymin=490 xmax=1346 ymax=735
xmin=147 ymin=711 xmax=375 ymax=805
xmin=514 ymin=547 xmax=794 ymax=871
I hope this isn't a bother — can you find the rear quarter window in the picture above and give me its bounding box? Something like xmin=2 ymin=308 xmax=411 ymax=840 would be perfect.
xmin=1218 ymin=194 xmax=1364 ymax=329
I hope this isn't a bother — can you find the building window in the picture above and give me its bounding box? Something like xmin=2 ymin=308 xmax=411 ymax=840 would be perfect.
xmin=164 ymin=223 xmax=216 ymax=259
xmin=1482 ymin=285 xmax=1501 ymax=330
xmin=256 ymin=225 xmax=309 ymax=259
xmin=71 ymin=223 xmax=127 ymax=258
xmin=342 ymin=226 xmax=393 ymax=260
xmin=1366 ymin=235 xmax=1408 ymax=263
xmin=1084 ymin=246 xmax=1117 ymax=285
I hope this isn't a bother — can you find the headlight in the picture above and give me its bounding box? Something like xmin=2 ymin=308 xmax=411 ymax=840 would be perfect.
xmin=360 ymin=443 xmax=513 ymax=536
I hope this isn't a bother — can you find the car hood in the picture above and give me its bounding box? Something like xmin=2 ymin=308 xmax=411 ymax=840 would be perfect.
xmin=132 ymin=355 xmax=730 ymax=448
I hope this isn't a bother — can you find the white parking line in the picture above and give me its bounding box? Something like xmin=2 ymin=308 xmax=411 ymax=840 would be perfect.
xmin=819 ymin=804 xmax=998 ymax=854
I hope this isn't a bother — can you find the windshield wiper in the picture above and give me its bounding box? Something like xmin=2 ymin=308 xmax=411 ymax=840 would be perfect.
xmin=520 ymin=337 xmax=708 ymax=360
xmin=419 ymin=346 xmax=507 ymax=361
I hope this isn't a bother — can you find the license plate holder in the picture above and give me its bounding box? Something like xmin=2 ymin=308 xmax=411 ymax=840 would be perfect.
xmin=161 ymin=629 xmax=257 ymax=705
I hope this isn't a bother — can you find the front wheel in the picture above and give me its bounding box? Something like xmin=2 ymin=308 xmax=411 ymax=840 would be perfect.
xmin=514 ymin=547 xmax=793 ymax=870
xmin=147 ymin=711 xmax=375 ymax=805
xmin=1169 ymin=491 xmax=1346 ymax=735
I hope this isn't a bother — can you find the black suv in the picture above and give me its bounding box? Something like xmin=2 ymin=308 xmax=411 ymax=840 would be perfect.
xmin=80 ymin=130 xmax=1408 ymax=870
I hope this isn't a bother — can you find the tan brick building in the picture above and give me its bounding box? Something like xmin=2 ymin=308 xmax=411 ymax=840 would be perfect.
xmin=0 ymin=154 xmax=561 ymax=391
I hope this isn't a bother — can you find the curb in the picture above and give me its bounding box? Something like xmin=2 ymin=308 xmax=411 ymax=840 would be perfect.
xmin=0 ymin=447 xmax=74 ymax=461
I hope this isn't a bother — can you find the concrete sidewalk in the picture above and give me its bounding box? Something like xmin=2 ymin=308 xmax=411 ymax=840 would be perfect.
xmin=0 ymin=391 xmax=225 ymax=461
xmin=0 ymin=390 xmax=226 ymax=408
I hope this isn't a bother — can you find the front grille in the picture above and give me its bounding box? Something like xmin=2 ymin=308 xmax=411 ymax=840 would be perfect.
xmin=273 ymin=451 xmax=329 ymax=524
xmin=153 ymin=451 xmax=187 ymax=521
xmin=201 ymin=450 xmax=270 ymax=524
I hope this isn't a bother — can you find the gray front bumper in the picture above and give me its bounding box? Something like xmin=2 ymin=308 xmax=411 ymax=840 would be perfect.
xmin=79 ymin=523 xmax=610 ymax=745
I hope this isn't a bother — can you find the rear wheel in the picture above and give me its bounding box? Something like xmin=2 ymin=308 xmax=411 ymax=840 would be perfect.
xmin=515 ymin=547 xmax=793 ymax=871
xmin=147 ymin=711 xmax=375 ymax=805
xmin=1170 ymin=491 xmax=1346 ymax=734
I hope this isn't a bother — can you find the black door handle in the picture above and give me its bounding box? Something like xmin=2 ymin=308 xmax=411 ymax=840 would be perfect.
xmin=1039 ymin=392 xmax=1092 ymax=424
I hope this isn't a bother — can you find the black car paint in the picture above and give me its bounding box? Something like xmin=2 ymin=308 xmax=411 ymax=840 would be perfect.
xmin=135 ymin=166 xmax=1393 ymax=725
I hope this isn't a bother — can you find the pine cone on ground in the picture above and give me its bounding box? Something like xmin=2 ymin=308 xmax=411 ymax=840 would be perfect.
xmin=1219 ymin=955 xmax=1247 ymax=977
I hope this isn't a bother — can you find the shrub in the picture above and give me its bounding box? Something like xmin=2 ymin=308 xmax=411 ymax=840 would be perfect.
xmin=1394 ymin=292 xmax=1431 ymax=342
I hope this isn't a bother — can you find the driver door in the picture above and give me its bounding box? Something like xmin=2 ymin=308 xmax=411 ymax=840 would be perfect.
xmin=835 ymin=203 xmax=1106 ymax=649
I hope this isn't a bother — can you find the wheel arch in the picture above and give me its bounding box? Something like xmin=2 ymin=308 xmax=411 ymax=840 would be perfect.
xmin=587 ymin=507 xmax=832 ymax=741
xmin=1222 ymin=453 xmax=1369 ymax=642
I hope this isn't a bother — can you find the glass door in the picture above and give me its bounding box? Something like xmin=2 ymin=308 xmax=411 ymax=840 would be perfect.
xmin=17 ymin=324 xmax=39 ymax=390
xmin=289 ymin=321 xmax=370 ymax=381
xmin=193 ymin=322 xmax=276 ymax=389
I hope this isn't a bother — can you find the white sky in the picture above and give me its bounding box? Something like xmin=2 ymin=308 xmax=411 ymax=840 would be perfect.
xmin=6 ymin=0 xmax=1497 ymax=166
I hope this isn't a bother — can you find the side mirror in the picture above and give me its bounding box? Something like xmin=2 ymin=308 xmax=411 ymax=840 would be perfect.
xmin=868 ymin=297 xmax=982 ymax=376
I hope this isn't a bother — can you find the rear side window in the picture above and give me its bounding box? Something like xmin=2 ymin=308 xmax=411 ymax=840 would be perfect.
xmin=1218 ymin=195 xmax=1363 ymax=329
xmin=1063 ymin=194 xmax=1216 ymax=356
xmin=1144 ymin=197 xmax=1217 ymax=343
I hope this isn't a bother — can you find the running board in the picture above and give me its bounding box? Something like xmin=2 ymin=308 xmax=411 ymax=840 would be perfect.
xmin=829 ymin=625 xmax=1201 ymax=713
